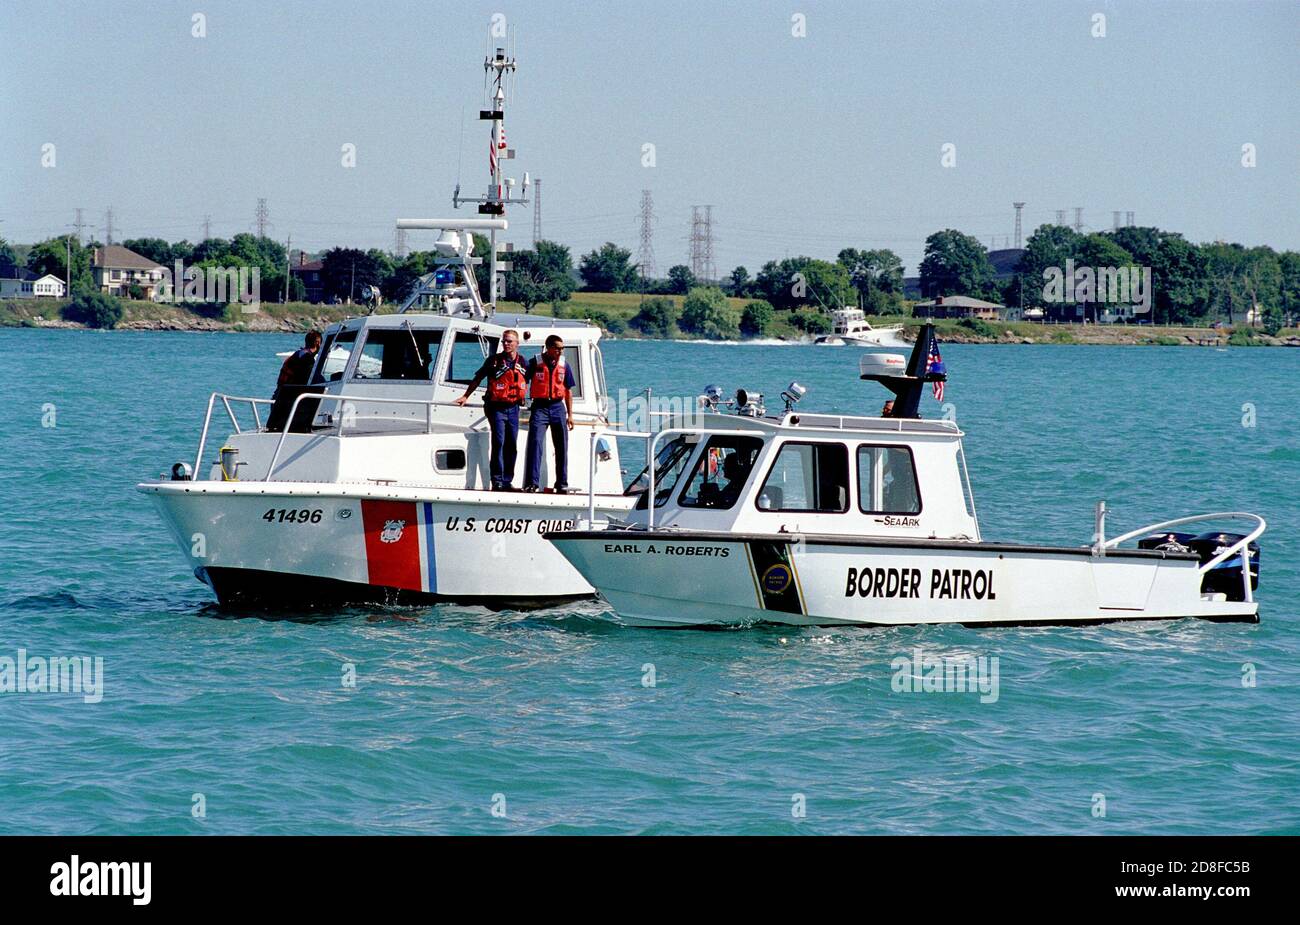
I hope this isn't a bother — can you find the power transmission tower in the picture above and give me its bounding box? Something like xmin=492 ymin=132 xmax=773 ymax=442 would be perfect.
xmin=394 ymin=227 xmax=408 ymax=259
xmin=1055 ymin=209 xmax=1066 ymax=226
xmin=689 ymin=206 xmax=704 ymax=279
xmin=1013 ymin=202 xmax=1025 ymax=249
xmin=531 ymin=178 xmax=542 ymax=246
xmin=255 ymin=198 xmax=269 ymax=238
xmin=1126 ymin=211 xmax=1135 ymax=227
xmin=1113 ymin=211 xmax=1121 ymax=231
xmin=636 ymin=190 xmax=656 ymax=279
xmin=1073 ymin=207 xmax=1083 ymax=233
xmin=701 ymin=205 xmax=715 ymax=283
xmin=73 ymin=208 xmax=86 ymax=245
xmin=104 ymin=207 xmax=115 ymax=245
xmin=202 ymin=214 xmax=211 ymax=241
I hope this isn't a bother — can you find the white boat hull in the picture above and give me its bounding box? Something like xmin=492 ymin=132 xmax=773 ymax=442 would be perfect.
xmin=140 ymin=481 xmax=632 ymax=608
xmin=815 ymin=329 xmax=909 ymax=348
xmin=547 ymin=531 xmax=1258 ymax=627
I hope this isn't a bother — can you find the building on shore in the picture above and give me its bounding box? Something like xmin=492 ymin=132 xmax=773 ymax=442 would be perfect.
xmin=290 ymin=252 xmax=324 ymax=303
xmin=91 ymin=245 xmax=165 ymax=298
xmin=0 ymin=268 xmax=67 ymax=299
xmin=912 ymin=295 xmax=1005 ymax=321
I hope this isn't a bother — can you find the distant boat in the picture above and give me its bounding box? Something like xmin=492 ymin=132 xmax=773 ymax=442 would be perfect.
xmin=813 ymin=309 xmax=908 ymax=347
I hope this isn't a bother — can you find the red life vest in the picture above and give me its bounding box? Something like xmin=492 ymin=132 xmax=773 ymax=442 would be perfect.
xmin=485 ymin=354 xmax=526 ymax=403
xmin=529 ymin=355 xmax=568 ymax=401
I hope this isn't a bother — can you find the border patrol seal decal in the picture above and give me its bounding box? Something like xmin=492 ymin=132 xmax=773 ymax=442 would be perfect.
xmin=761 ymin=563 xmax=792 ymax=594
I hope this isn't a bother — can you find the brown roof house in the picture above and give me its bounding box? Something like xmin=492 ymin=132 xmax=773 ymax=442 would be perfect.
xmin=92 ymin=245 xmax=165 ymax=299
xmin=290 ymin=252 xmax=324 ymax=303
xmin=912 ymin=295 xmax=1005 ymax=320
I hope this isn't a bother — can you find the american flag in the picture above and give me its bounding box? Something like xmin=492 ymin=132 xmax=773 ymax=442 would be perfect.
xmin=926 ymin=337 xmax=946 ymax=402
xmin=488 ymin=123 xmax=507 ymax=188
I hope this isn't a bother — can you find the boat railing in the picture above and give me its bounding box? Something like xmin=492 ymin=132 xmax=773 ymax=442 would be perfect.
xmin=193 ymin=389 xmax=635 ymax=484
xmin=192 ymin=393 xmax=273 ymax=479
xmin=193 ymin=390 xmax=484 ymax=481
xmin=1101 ymin=511 xmax=1266 ymax=604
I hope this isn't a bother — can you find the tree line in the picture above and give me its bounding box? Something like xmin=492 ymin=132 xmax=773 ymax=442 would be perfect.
xmin=4 ymin=220 xmax=1296 ymax=333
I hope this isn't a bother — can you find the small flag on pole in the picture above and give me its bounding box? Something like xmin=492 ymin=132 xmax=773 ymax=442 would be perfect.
xmin=926 ymin=336 xmax=946 ymax=402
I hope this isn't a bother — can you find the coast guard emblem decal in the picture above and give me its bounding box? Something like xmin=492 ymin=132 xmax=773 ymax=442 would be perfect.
xmin=361 ymin=500 xmax=436 ymax=593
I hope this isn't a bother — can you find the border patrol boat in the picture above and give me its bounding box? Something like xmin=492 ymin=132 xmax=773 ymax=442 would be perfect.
xmin=139 ymin=48 xmax=635 ymax=608
xmin=547 ymin=325 xmax=1265 ymax=627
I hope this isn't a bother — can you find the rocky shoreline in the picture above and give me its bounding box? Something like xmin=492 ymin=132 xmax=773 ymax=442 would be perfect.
xmin=3 ymin=299 xmax=1296 ymax=346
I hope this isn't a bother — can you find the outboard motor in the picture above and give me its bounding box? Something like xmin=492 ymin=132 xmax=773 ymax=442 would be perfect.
xmin=1188 ymin=532 xmax=1261 ymax=602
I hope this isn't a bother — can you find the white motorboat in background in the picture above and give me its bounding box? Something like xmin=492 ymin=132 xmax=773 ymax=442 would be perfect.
xmin=549 ymin=326 xmax=1265 ymax=627
xmin=814 ymin=309 xmax=909 ymax=347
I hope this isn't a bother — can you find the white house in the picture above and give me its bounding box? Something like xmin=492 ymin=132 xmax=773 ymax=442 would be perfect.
xmin=0 ymin=268 xmax=67 ymax=299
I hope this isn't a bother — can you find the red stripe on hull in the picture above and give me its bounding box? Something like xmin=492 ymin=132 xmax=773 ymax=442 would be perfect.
xmin=361 ymin=500 xmax=422 ymax=591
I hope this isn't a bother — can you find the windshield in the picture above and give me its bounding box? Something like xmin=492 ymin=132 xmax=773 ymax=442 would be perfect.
xmin=626 ymin=436 xmax=697 ymax=508
xmin=679 ymin=436 xmax=764 ymax=509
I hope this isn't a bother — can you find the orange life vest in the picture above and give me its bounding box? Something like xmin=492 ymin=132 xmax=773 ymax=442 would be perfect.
xmin=529 ymin=355 xmax=568 ymax=401
xmin=485 ymin=354 xmax=526 ymax=403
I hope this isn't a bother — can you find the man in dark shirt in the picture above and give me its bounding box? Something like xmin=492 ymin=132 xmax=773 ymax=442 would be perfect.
xmin=267 ymin=330 xmax=322 ymax=432
xmin=523 ymin=335 xmax=576 ymax=492
xmin=454 ymin=329 xmax=528 ymax=490
xmin=277 ymin=330 xmax=322 ymax=390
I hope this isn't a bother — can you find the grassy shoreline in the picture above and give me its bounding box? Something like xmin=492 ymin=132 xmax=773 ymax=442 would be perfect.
xmin=3 ymin=295 xmax=1297 ymax=347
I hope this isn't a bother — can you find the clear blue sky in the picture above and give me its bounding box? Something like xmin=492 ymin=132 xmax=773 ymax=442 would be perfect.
xmin=2 ymin=0 xmax=1296 ymax=276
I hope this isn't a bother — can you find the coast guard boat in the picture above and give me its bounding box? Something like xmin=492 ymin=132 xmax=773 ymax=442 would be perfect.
xmin=548 ymin=326 xmax=1265 ymax=627
xmin=139 ymin=48 xmax=636 ymax=608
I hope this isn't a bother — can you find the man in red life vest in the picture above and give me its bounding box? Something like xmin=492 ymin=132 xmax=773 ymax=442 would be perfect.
xmin=523 ymin=334 xmax=576 ymax=492
xmin=454 ymin=329 xmax=527 ymax=490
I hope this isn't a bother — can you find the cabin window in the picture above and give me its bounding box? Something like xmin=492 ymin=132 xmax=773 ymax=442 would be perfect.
xmin=353 ymin=327 xmax=442 ymax=381
xmin=445 ymin=331 xmax=500 ymax=385
xmin=857 ymin=445 xmax=921 ymax=515
xmin=678 ymin=436 xmax=764 ymax=510
xmin=434 ymin=449 xmax=466 ymax=471
xmin=756 ymin=442 xmax=850 ymax=513
xmin=312 ymin=329 xmax=357 ymax=383
xmin=628 ymin=436 xmax=697 ymax=509
xmin=592 ymin=344 xmax=607 ymax=407
xmin=517 ymin=344 xmax=583 ymax=399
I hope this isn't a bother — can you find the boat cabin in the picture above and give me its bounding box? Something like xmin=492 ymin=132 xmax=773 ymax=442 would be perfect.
xmin=620 ymin=409 xmax=981 ymax=542
xmin=297 ymin=312 xmax=610 ymax=433
xmin=830 ymin=308 xmax=871 ymax=336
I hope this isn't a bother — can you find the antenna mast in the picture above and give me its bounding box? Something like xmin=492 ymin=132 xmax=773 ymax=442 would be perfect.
xmin=453 ymin=44 xmax=529 ymax=308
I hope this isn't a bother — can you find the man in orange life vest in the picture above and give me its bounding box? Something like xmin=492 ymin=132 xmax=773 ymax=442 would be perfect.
xmin=454 ymin=329 xmax=528 ymax=491
xmin=523 ymin=334 xmax=576 ymax=492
